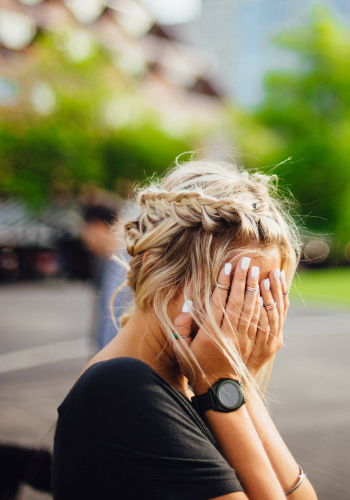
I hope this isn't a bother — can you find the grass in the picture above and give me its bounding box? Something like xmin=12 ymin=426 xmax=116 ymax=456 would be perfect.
xmin=290 ymin=267 xmax=350 ymax=306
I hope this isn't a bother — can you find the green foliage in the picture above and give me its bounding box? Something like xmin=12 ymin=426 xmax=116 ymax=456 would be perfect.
xmin=0 ymin=119 xmax=189 ymax=205
xmin=0 ymin=31 xmax=192 ymax=206
xmin=291 ymin=267 xmax=350 ymax=305
xmin=232 ymin=6 xmax=350 ymax=251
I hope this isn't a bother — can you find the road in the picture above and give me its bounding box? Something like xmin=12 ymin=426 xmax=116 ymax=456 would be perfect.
xmin=0 ymin=282 xmax=349 ymax=500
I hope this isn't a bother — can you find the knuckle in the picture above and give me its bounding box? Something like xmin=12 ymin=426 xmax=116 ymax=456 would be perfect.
xmin=272 ymin=278 xmax=281 ymax=289
xmin=243 ymin=302 xmax=255 ymax=315
xmin=211 ymin=295 xmax=226 ymax=308
xmin=275 ymin=338 xmax=283 ymax=350
xmin=236 ymin=272 xmax=247 ymax=283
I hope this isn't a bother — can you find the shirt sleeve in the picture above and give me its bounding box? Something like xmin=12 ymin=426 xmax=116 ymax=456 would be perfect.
xmin=58 ymin=358 xmax=243 ymax=500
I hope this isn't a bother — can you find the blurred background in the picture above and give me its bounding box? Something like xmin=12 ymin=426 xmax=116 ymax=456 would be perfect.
xmin=0 ymin=1 xmax=349 ymax=499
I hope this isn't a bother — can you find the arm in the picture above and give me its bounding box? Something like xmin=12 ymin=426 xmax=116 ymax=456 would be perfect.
xmin=244 ymin=384 xmax=316 ymax=499
xmin=243 ymin=270 xmax=317 ymax=499
xmin=204 ymin=404 xmax=285 ymax=500
xmin=174 ymin=258 xmax=317 ymax=500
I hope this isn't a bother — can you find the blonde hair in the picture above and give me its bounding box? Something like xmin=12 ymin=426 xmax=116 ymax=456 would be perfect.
xmin=118 ymin=159 xmax=300 ymax=387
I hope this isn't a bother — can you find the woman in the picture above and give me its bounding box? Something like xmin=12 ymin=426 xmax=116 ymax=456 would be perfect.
xmin=53 ymin=160 xmax=317 ymax=500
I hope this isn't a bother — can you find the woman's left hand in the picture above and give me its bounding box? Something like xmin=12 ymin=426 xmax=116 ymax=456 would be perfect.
xmin=246 ymin=270 xmax=289 ymax=378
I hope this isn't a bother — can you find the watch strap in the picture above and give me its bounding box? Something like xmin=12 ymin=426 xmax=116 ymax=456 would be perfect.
xmin=191 ymin=390 xmax=216 ymax=414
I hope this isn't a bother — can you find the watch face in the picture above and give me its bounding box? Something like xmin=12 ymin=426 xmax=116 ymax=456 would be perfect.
xmin=217 ymin=380 xmax=243 ymax=409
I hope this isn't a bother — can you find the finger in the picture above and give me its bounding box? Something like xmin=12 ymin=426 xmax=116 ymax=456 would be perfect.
xmin=256 ymin=296 xmax=270 ymax=345
xmin=225 ymin=256 xmax=251 ymax=331
xmin=174 ymin=300 xmax=194 ymax=347
xmin=207 ymin=262 xmax=232 ymax=327
xmin=247 ymin=291 xmax=260 ymax=340
xmin=280 ymin=270 xmax=289 ymax=321
xmin=237 ymin=265 xmax=259 ymax=333
xmin=260 ymin=277 xmax=279 ymax=337
xmin=269 ymin=268 xmax=284 ymax=332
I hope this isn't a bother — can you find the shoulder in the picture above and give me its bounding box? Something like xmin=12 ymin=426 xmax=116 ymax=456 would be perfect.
xmin=79 ymin=357 xmax=156 ymax=386
xmin=58 ymin=358 xmax=189 ymax=430
xmin=60 ymin=357 xmax=161 ymax=410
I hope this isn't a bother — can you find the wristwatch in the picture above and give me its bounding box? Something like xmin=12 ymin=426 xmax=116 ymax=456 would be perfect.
xmin=191 ymin=378 xmax=246 ymax=414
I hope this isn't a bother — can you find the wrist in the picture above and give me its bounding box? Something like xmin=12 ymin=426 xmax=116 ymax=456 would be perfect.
xmin=191 ymin=373 xmax=239 ymax=396
xmin=191 ymin=378 xmax=246 ymax=415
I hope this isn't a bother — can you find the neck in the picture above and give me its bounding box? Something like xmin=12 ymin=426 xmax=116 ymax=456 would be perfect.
xmin=92 ymin=307 xmax=188 ymax=394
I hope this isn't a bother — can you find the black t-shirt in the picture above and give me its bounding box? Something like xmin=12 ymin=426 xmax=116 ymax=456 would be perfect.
xmin=53 ymin=357 xmax=243 ymax=500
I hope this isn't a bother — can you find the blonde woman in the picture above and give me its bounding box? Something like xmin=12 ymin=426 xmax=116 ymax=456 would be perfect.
xmin=53 ymin=160 xmax=317 ymax=500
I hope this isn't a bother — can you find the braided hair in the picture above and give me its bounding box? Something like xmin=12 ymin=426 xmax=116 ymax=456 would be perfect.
xmin=120 ymin=159 xmax=300 ymax=384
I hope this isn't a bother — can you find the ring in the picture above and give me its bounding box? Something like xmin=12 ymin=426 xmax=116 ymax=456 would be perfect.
xmin=173 ymin=333 xmax=191 ymax=340
xmin=282 ymin=289 xmax=289 ymax=297
xmin=264 ymin=301 xmax=277 ymax=311
xmin=216 ymin=282 xmax=230 ymax=291
xmin=245 ymin=285 xmax=259 ymax=292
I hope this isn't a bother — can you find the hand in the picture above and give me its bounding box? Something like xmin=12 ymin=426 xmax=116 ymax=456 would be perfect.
xmin=174 ymin=257 xmax=261 ymax=394
xmin=246 ymin=270 xmax=289 ymax=378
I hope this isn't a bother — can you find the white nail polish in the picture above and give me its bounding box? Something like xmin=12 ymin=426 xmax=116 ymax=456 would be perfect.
xmin=241 ymin=257 xmax=251 ymax=271
xmin=224 ymin=263 xmax=232 ymax=276
xmin=281 ymin=270 xmax=285 ymax=282
xmin=259 ymin=296 xmax=264 ymax=307
xmin=274 ymin=269 xmax=280 ymax=281
xmin=264 ymin=278 xmax=270 ymax=290
xmin=182 ymin=299 xmax=193 ymax=313
xmin=251 ymin=266 xmax=259 ymax=279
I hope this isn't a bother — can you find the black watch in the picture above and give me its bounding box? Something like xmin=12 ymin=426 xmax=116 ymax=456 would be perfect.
xmin=191 ymin=378 xmax=246 ymax=414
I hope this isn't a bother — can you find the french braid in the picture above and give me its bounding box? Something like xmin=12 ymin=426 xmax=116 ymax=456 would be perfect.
xmin=119 ymin=159 xmax=300 ymax=385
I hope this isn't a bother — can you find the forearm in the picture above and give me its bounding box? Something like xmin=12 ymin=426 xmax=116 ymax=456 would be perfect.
xmin=244 ymin=384 xmax=317 ymax=499
xmin=204 ymin=406 xmax=285 ymax=500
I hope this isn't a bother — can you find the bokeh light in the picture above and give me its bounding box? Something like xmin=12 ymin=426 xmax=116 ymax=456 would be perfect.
xmin=304 ymin=239 xmax=330 ymax=264
xmin=0 ymin=9 xmax=36 ymax=50
xmin=0 ymin=231 xmax=16 ymax=252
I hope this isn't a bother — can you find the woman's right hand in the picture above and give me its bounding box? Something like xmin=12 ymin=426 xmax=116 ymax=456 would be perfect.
xmin=173 ymin=257 xmax=257 ymax=394
xmin=174 ymin=257 xmax=287 ymax=392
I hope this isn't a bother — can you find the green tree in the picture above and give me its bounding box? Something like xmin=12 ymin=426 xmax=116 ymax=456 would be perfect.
xmin=0 ymin=32 xmax=193 ymax=206
xmin=233 ymin=6 xmax=350 ymax=253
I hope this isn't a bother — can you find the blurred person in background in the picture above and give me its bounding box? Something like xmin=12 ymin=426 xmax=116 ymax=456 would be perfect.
xmin=0 ymin=206 xmax=131 ymax=500
xmin=81 ymin=204 xmax=131 ymax=350
xmin=53 ymin=160 xmax=317 ymax=500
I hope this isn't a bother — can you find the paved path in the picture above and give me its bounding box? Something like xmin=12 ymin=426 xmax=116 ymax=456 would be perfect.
xmin=0 ymin=283 xmax=349 ymax=500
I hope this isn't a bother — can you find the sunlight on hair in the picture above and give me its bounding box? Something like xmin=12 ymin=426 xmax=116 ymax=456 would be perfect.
xmin=112 ymin=156 xmax=301 ymax=393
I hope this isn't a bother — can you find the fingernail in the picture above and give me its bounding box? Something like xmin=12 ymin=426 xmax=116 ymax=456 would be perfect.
xmin=224 ymin=263 xmax=232 ymax=276
xmin=251 ymin=266 xmax=259 ymax=279
xmin=182 ymin=299 xmax=193 ymax=313
xmin=264 ymin=278 xmax=270 ymax=290
xmin=241 ymin=257 xmax=251 ymax=270
xmin=259 ymin=296 xmax=264 ymax=307
xmin=274 ymin=269 xmax=280 ymax=281
xmin=281 ymin=270 xmax=285 ymax=282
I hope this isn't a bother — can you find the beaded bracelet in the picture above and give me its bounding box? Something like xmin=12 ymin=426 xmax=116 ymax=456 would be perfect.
xmin=285 ymin=464 xmax=306 ymax=496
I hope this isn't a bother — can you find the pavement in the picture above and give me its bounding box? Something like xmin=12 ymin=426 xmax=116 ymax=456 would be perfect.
xmin=0 ymin=282 xmax=349 ymax=500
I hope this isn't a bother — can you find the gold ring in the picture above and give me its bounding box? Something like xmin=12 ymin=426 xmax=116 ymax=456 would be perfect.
xmin=246 ymin=285 xmax=259 ymax=292
xmin=264 ymin=301 xmax=277 ymax=311
xmin=216 ymin=282 xmax=230 ymax=291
